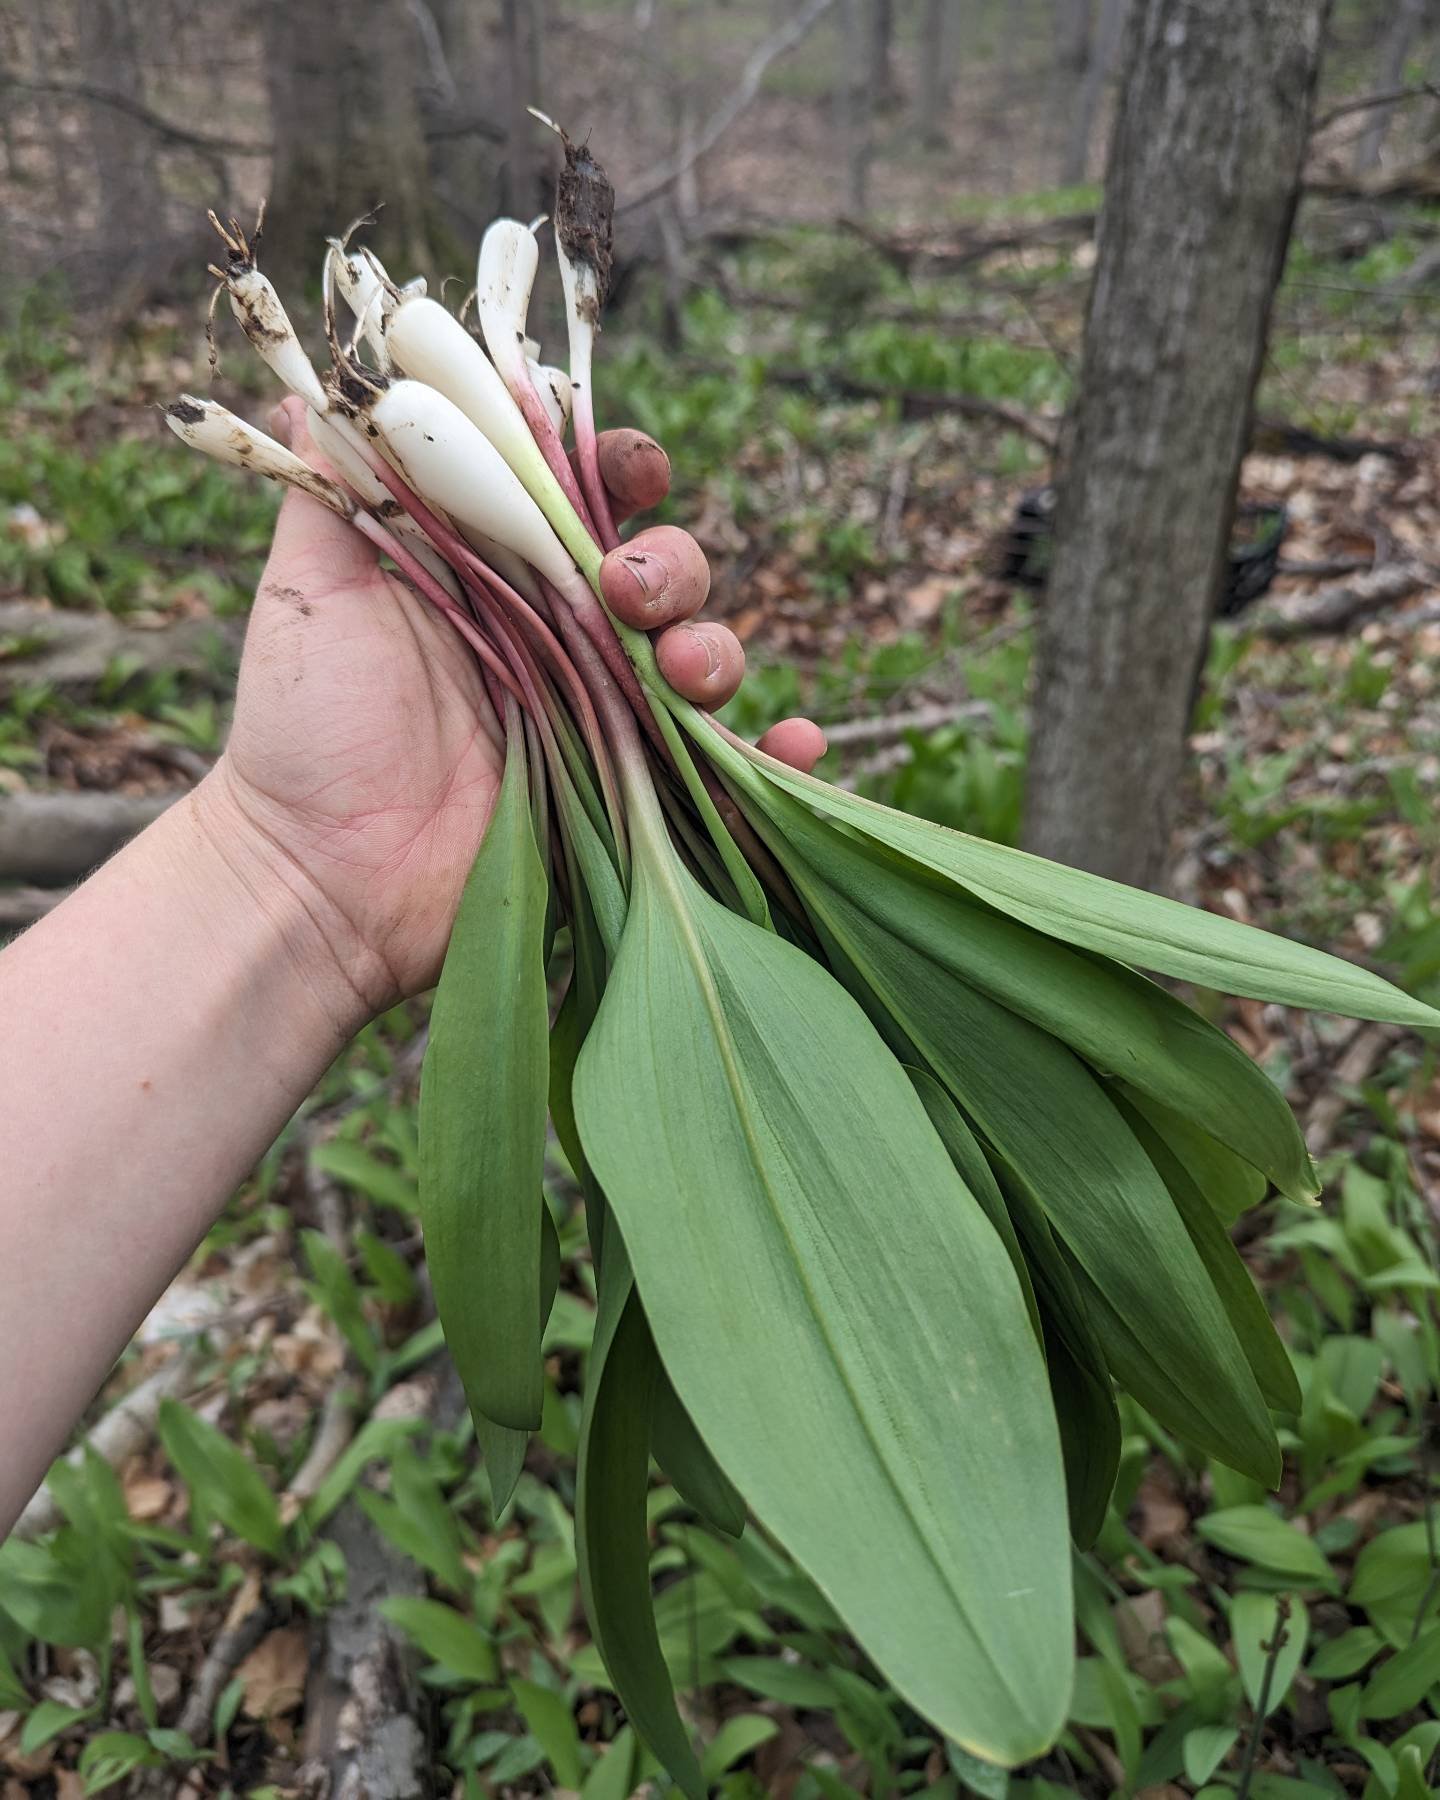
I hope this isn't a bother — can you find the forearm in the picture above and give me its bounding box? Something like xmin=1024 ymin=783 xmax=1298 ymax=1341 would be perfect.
xmin=0 ymin=772 xmax=373 ymax=1534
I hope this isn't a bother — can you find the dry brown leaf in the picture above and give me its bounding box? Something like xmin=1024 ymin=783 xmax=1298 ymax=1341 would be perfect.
xmin=237 ymin=1626 xmax=310 ymax=1720
xmin=123 ymin=1470 xmax=175 ymax=1522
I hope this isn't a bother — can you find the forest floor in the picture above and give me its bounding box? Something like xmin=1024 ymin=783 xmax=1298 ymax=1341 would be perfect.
xmin=5 ymin=188 xmax=1440 ymax=1800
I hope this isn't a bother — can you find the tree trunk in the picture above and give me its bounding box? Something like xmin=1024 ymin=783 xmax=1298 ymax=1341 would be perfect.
xmin=263 ymin=0 xmax=433 ymax=289
xmin=76 ymin=0 xmax=163 ymax=291
xmin=1023 ymin=0 xmax=1330 ymax=890
xmin=839 ymin=0 xmax=876 ymax=213
xmin=917 ymin=0 xmax=956 ymax=147
xmin=1061 ymin=0 xmax=1125 ymax=186
xmin=1353 ymin=0 xmax=1427 ymax=174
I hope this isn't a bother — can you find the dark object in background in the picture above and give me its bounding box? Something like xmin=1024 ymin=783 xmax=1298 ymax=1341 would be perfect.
xmin=994 ymin=488 xmax=1288 ymax=617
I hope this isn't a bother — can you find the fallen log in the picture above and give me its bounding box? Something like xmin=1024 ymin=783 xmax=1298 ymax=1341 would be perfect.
xmin=0 ymin=789 xmax=181 ymax=885
xmin=0 ymin=601 xmax=236 ymax=693
xmin=1249 ymin=561 xmax=1427 ymax=638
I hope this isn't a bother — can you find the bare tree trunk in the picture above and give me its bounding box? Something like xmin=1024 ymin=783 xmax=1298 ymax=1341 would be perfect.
xmin=263 ymin=0 xmax=433 ymax=288
xmin=839 ymin=0 xmax=876 ymax=213
xmin=1061 ymin=0 xmax=1125 ymax=185
xmin=77 ymin=0 xmax=163 ymax=291
xmin=1023 ymin=0 xmax=1330 ymax=890
xmin=1353 ymin=0 xmax=1427 ymax=173
xmin=917 ymin=0 xmax=957 ymax=147
xmin=868 ymin=0 xmax=895 ymax=105
xmin=500 ymin=0 xmax=540 ymax=216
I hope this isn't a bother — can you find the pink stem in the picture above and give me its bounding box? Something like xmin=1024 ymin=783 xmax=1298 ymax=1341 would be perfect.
xmin=353 ymin=512 xmax=526 ymax=711
xmin=572 ymin=383 xmax=619 ymax=553
xmin=511 ymin=372 xmax=598 ymax=538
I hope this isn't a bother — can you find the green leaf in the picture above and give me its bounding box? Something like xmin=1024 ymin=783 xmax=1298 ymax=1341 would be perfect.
xmin=701 ymin=1714 xmax=779 ymax=1783
xmin=1359 ymin=1625 xmax=1440 ymax=1720
xmin=907 ymin=1068 xmax=1042 ymax=1344
xmin=310 ymin=1139 xmax=415 ymax=1212
xmin=574 ymin=851 xmax=1072 ymax=1765
xmin=1350 ymin=1523 xmax=1440 ymax=1645
xmin=720 ymin=1657 xmax=838 ymax=1708
xmin=1196 ymin=1508 xmax=1336 ymax=1589
xmin=157 ymin=1399 xmax=284 ymax=1556
xmin=747 ymin=757 xmax=1440 ymax=1027
xmin=1119 ymin=1088 xmax=1268 ymax=1224
xmin=576 ymin=1246 xmax=706 ymax=1800
xmin=477 ymin=1202 xmax=564 ymax=1519
xmin=356 ymin=1482 xmax=467 ymax=1594
xmin=1309 ymin=1627 xmax=1383 ymax=1682
xmin=651 ymin=1368 xmax=747 ymax=1539
xmin=1232 ymin=1594 xmax=1308 ymax=1713
xmin=0 ymin=1533 xmax=115 ymax=1648
xmin=1119 ymin=1098 xmax=1300 ymax=1413
xmin=771 ymin=800 xmax=1313 ymax=1200
xmin=581 ymin=1727 xmax=636 ymax=1800
xmin=1183 ymin=1724 xmax=1239 ymax=1787
xmin=79 ymin=1730 xmax=164 ymax=1793
xmin=21 ymin=1699 xmax=94 ymax=1754
xmin=507 ymin=1684 xmax=583 ymax=1800
xmin=420 ymin=717 xmax=550 ymax=1430
xmin=379 ymin=1598 xmax=496 ymax=1682
xmin=799 ymin=868 xmax=1278 ymax=1486
xmin=301 ymin=1228 xmax=380 ymax=1375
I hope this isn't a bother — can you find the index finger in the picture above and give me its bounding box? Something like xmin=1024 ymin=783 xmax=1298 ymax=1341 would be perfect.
xmin=594 ymin=429 xmax=671 ymax=522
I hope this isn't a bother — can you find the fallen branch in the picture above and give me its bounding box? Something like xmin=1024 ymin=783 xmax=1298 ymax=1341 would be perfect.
xmin=0 ymin=885 xmax=67 ymax=931
xmin=0 ymin=70 xmax=268 ymax=157
xmin=1305 ymin=1022 xmax=1404 ymax=1157
xmin=1251 ymin=415 xmax=1411 ymax=465
xmin=837 ymin=211 xmax=1097 ymax=275
xmin=1250 ymin=562 xmax=1426 ymax=639
xmin=0 ymin=600 xmax=236 ymax=693
xmin=0 ymin=790 xmax=182 ymax=885
xmin=173 ymin=1583 xmax=276 ymax=1749
xmin=825 ymin=699 xmax=992 ymax=747
xmin=12 ymin=1347 xmax=201 ymax=1541
xmin=760 ymin=364 xmax=1059 ymax=447
xmin=1313 ymin=83 xmax=1440 ymax=133
xmin=619 ymin=0 xmax=839 ymax=212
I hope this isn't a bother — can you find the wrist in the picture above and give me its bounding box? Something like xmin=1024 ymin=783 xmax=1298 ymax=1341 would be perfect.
xmin=180 ymin=765 xmax=387 ymax=1042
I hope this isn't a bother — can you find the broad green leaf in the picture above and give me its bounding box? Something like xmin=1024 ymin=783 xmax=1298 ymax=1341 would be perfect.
xmin=477 ymin=1203 xmax=563 ymax=1518
xmin=1232 ymin=1594 xmax=1308 ymax=1713
xmin=1119 ymin=1098 xmax=1300 ymax=1412
xmin=1183 ymin=1724 xmax=1238 ymax=1787
xmin=575 ymin=850 xmax=1072 ymax=1765
xmin=1349 ymin=1523 xmax=1440 ymax=1645
xmin=1119 ymin=1088 xmax=1268 ymax=1224
xmin=1196 ymin=1507 xmax=1336 ymax=1589
xmin=990 ymin=1158 xmax=1120 ymax=1548
xmin=581 ymin=1727 xmax=636 ymax=1800
xmin=301 ymin=1228 xmax=380 ymax=1376
xmin=701 ymin=1713 xmax=779 ymax=1783
xmin=745 ymin=755 xmax=1440 ymax=1027
xmin=310 ymin=1139 xmax=415 ymax=1211
xmin=21 ymin=1699 xmax=94 ymax=1754
xmin=1308 ymin=1626 xmax=1383 ymax=1682
xmin=907 ymin=1069 xmax=1042 ymax=1344
xmin=355 ymin=1485 xmax=467 ymax=1594
xmin=420 ymin=719 xmax=550 ymax=1431
xmin=157 ymin=1399 xmax=283 ymax=1556
xmin=651 ymin=1367 xmax=747 ymax=1539
xmin=799 ymin=871 xmax=1278 ymax=1486
xmin=1359 ymin=1625 xmax=1440 ymax=1720
xmin=78 ymin=1730 xmax=164 ymax=1793
xmin=720 ymin=1657 xmax=838 ymax=1708
xmin=576 ymin=1247 xmax=706 ymax=1800
xmin=379 ymin=1598 xmax=496 ymax=1683
xmin=771 ymin=799 xmax=1313 ymax=1200
xmin=510 ymin=1678 xmax=585 ymax=1790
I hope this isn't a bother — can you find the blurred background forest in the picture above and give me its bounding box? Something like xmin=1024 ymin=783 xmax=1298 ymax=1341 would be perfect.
xmin=9 ymin=2 xmax=1440 ymax=1797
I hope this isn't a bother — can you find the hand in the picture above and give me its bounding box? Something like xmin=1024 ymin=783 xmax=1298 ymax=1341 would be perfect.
xmin=201 ymin=399 xmax=825 ymax=1016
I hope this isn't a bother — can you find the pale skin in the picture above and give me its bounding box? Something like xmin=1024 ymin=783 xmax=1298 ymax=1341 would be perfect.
xmin=0 ymin=402 xmax=824 ymax=1536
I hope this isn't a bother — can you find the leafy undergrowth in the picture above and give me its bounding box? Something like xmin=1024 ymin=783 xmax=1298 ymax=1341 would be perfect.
xmin=6 ymin=204 xmax=1440 ymax=1796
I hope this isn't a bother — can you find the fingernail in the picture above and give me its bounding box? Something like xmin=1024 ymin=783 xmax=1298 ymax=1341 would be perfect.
xmin=267 ymin=402 xmax=292 ymax=448
xmin=682 ymin=626 xmax=720 ymax=679
xmin=618 ymin=551 xmax=671 ymax=613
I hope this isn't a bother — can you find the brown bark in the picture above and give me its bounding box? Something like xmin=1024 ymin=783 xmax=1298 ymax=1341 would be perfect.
xmin=76 ymin=0 xmax=164 ymax=296
xmin=1023 ymin=0 xmax=1331 ymax=890
xmin=263 ymin=0 xmax=434 ymax=288
xmin=917 ymin=0 xmax=956 ymax=147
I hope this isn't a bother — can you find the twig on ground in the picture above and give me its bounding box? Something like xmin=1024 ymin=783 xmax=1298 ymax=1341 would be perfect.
xmin=1250 ymin=562 xmax=1427 ymax=639
xmin=13 ymin=1347 xmax=202 ymax=1540
xmin=1304 ymin=1022 xmax=1404 ymax=1157
xmin=825 ymin=700 xmax=992 ymax=748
